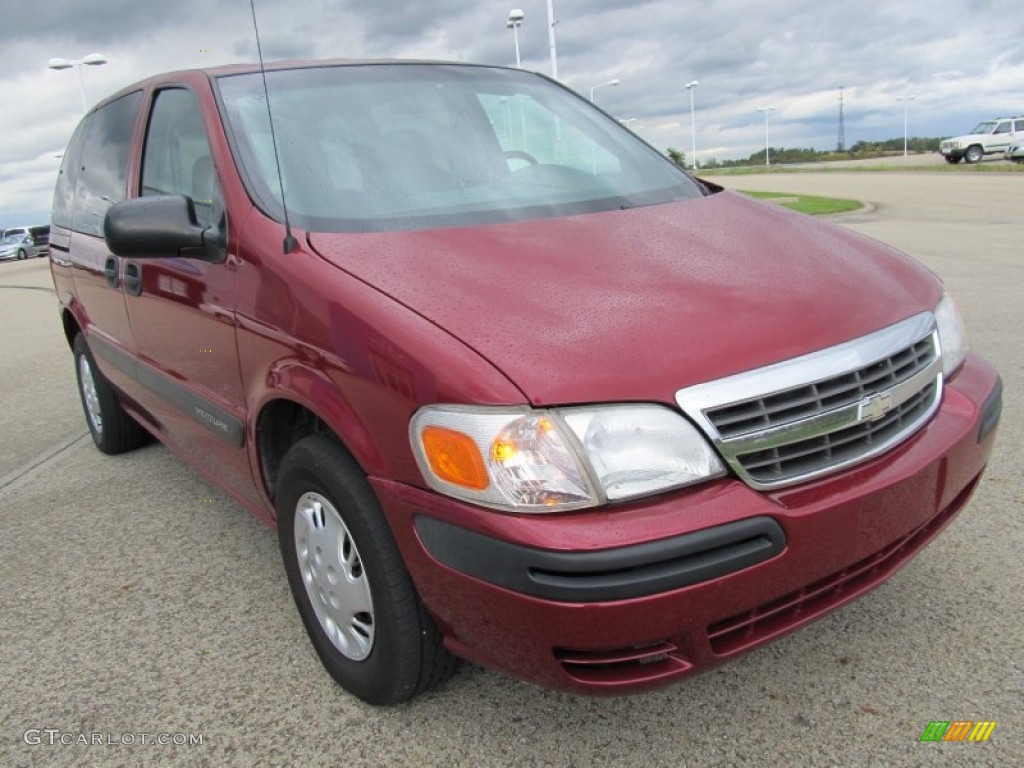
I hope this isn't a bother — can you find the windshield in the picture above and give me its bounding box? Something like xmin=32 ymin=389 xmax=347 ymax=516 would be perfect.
xmin=970 ymin=122 xmax=996 ymax=134
xmin=0 ymin=235 xmax=21 ymax=245
xmin=216 ymin=64 xmax=703 ymax=232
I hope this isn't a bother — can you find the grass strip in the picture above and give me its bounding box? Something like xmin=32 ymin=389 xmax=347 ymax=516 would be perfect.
xmin=739 ymin=190 xmax=864 ymax=215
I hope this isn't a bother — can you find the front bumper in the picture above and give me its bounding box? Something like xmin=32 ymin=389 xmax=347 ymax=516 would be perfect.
xmin=372 ymin=354 xmax=1000 ymax=695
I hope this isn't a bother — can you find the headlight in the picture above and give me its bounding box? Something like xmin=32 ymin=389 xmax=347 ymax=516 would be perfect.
xmin=410 ymin=404 xmax=725 ymax=512
xmin=935 ymin=293 xmax=968 ymax=377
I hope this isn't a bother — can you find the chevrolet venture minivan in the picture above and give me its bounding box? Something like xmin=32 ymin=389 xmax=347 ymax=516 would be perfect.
xmin=51 ymin=60 xmax=1002 ymax=705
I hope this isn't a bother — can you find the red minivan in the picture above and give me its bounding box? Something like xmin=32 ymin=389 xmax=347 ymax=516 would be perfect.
xmin=50 ymin=60 xmax=1001 ymax=705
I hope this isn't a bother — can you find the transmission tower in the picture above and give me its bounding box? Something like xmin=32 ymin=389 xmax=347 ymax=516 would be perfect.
xmin=837 ymin=87 xmax=846 ymax=152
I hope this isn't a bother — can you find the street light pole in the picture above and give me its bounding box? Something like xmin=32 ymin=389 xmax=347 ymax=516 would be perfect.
xmin=506 ymin=9 xmax=524 ymax=68
xmin=685 ymin=80 xmax=699 ymax=169
xmin=589 ymin=78 xmax=620 ymax=103
xmin=47 ymin=53 xmax=108 ymax=113
xmin=757 ymin=106 xmax=776 ymax=166
xmin=896 ymin=95 xmax=916 ymax=156
xmin=545 ymin=0 xmax=559 ymax=79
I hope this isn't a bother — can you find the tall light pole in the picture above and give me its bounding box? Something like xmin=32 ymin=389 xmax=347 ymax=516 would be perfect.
xmin=47 ymin=53 xmax=107 ymax=113
xmin=506 ymin=9 xmax=525 ymax=68
xmin=545 ymin=0 xmax=559 ymax=79
xmin=757 ymin=106 xmax=776 ymax=166
xmin=685 ymin=80 xmax=699 ymax=169
xmin=589 ymin=78 xmax=620 ymax=103
xmin=896 ymin=95 xmax=916 ymax=156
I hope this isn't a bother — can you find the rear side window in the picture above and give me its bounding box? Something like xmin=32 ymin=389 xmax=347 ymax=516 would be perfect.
xmin=71 ymin=91 xmax=142 ymax=237
xmin=52 ymin=118 xmax=90 ymax=229
xmin=141 ymin=88 xmax=221 ymax=229
xmin=1015 ymin=120 xmax=1024 ymax=132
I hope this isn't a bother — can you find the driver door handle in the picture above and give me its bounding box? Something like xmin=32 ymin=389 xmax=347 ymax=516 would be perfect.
xmin=124 ymin=261 xmax=142 ymax=297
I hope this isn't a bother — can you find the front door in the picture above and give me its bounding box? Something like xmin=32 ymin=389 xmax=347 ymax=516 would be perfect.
xmin=123 ymin=87 xmax=257 ymax=505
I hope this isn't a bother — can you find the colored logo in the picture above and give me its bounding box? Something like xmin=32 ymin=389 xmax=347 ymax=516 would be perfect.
xmin=920 ymin=721 xmax=996 ymax=742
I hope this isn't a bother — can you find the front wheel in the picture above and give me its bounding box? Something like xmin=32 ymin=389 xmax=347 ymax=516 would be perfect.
xmin=963 ymin=145 xmax=984 ymax=164
xmin=944 ymin=155 xmax=961 ymax=165
xmin=276 ymin=435 xmax=456 ymax=705
xmin=17 ymin=249 xmax=26 ymax=260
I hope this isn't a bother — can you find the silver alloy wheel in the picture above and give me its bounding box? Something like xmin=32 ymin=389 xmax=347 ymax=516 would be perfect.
xmin=294 ymin=491 xmax=375 ymax=660
xmin=79 ymin=355 xmax=103 ymax=435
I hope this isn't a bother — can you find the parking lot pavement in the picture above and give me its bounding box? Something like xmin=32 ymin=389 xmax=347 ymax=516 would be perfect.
xmin=0 ymin=259 xmax=86 ymax=481
xmin=1 ymin=177 xmax=1021 ymax=767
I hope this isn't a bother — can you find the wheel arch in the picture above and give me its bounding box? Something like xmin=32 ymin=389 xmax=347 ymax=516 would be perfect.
xmin=62 ymin=307 xmax=83 ymax=350
xmin=253 ymin=387 xmax=390 ymax=505
xmin=257 ymin=398 xmax=337 ymax=501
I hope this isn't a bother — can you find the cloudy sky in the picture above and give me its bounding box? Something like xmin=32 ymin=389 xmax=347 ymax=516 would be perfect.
xmin=2 ymin=0 xmax=1022 ymax=227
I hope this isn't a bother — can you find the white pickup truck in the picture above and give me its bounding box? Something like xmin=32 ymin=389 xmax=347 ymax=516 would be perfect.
xmin=940 ymin=117 xmax=1024 ymax=163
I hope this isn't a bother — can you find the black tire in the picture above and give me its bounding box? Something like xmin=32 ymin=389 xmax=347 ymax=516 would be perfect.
xmin=276 ymin=435 xmax=456 ymax=705
xmin=945 ymin=155 xmax=960 ymax=165
xmin=964 ymin=145 xmax=983 ymax=164
xmin=73 ymin=333 xmax=148 ymax=454
xmin=17 ymin=249 xmax=26 ymax=260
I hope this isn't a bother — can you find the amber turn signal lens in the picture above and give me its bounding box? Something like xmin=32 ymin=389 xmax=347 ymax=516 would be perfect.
xmin=420 ymin=426 xmax=490 ymax=490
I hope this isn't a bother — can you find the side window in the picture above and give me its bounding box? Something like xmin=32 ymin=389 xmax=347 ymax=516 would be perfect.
xmin=1015 ymin=120 xmax=1024 ymax=132
xmin=993 ymin=121 xmax=1010 ymax=134
xmin=72 ymin=91 xmax=142 ymax=237
xmin=52 ymin=117 xmax=90 ymax=228
xmin=141 ymin=89 xmax=222 ymax=229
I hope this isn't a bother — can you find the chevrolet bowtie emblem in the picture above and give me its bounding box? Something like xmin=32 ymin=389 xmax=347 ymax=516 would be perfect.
xmin=858 ymin=392 xmax=894 ymax=422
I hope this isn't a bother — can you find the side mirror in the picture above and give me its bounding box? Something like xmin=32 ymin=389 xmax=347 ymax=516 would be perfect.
xmin=104 ymin=195 xmax=226 ymax=263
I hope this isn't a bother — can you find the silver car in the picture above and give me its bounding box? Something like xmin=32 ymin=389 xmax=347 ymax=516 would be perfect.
xmin=1005 ymin=143 xmax=1024 ymax=163
xmin=0 ymin=233 xmax=45 ymax=261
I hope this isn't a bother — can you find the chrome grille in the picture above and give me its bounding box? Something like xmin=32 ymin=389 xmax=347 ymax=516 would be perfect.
xmin=708 ymin=337 xmax=935 ymax=440
xmin=737 ymin=379 xmax=937 ymax=484
xmin=676 ymin=313 xmax=943 ymax=490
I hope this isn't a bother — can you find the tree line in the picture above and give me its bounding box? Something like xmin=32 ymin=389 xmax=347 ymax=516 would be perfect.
xmin=666 ymin=137 xmax=943 ymax=169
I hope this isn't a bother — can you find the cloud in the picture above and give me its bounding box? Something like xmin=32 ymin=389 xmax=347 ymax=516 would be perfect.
xmin=2 ymin=0 xmax=1022 ymax=225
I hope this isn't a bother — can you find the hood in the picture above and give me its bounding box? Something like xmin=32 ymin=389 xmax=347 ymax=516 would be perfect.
xmin=945 ymin=133 xmax=989 ymax=143
xmin=309 ymin=191 xmax=941 ymax=406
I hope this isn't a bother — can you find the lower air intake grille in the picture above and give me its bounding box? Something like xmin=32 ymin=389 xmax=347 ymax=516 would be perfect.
xmin=555 ymin=642 xmax=691 ymax=687
xmin=706 ymin=474 xmax=978 ymax=655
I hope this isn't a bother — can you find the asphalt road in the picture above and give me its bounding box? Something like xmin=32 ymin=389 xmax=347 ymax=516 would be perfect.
xmin=1 ymin=173 xmax=1021 ymax=767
